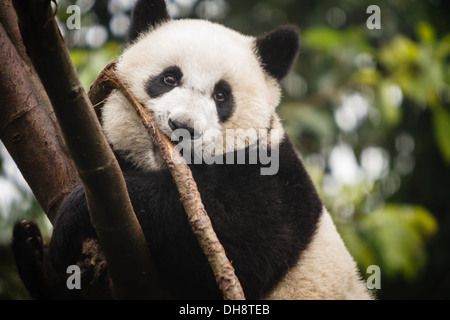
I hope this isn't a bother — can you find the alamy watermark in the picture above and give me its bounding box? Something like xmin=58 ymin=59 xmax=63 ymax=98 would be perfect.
xmin=66 ymin=5 xmax=81 ymax=30
xmin=170 ymin=127 xmax=282 ymax=176
xmin=366 ymin=265 xmax=381 ymax=290
xmin=66 ymin=263 xmax=381 ymax=291
xmin=66 ymin=265 xmax=81 ymax=290
xmin=366 ymin=5 xmax=381 ymax=30
xmin=65 ymin=5 xmax=382 ymax=31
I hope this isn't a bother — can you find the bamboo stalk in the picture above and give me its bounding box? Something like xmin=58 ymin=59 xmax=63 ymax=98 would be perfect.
xmin=89 ymin=61 xmax=246 ymax=300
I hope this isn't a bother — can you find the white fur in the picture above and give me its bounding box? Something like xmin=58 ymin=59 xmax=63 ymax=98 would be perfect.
xmin=102 ymin=19 xmax=283 ymax=171
xmin=102 ymin=91 xmax=166 ymax=170
xmin=266 ymin=208 xmax=373 ymax=300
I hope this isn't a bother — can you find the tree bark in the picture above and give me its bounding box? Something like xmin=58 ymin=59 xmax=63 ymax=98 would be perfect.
xmin=11 ymin=0 xmax=161 ymax=299
xmin=0 ymin=1 xmax=78 ymax=223
xmin=90 ymin=62 xmax=246 ymax=300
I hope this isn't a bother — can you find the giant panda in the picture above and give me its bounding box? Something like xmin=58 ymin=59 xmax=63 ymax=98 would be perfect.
xmin=41 ymin=0 xmax=372 ymax=300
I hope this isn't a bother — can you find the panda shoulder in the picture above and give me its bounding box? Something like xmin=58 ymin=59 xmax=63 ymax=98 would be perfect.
xmin=266 ymin=208 xmax=374 ymax=300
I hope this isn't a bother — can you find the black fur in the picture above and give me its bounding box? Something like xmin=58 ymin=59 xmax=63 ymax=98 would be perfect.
xmin=213 ymin=79 xmax=234 ymax=123
xmin=128 ymin=0 xmax=170 ymax=43
xmin=49 ymin=136 xmax=322 ymax=299
xmin=255 ymin=25 xmax=300 ymax=81
xmin=12 ymin=221 xmax=52 ymax=299
xmin=12 ymin=221 xmax=79 ymax=299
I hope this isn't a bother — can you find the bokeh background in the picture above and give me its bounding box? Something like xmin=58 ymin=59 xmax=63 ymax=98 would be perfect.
xmin=1 ymin=0 xmax=449 ymax=299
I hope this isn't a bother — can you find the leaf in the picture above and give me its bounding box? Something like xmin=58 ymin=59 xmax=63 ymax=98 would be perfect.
xmin=302 ymin=26 xmax=345 ymax=51
xmin=302 ymin=26 xmax=369 ymax=53
xmin=432 ymin=107 xmax=450 ymax=163
xmin=350 ymin=203 xmax=437 ymax=280
xmin=416 ymin=21 xmax=436 ymax=43
xmin=378 ymin=81 xmax=402 ymax=126
xmin=364 ymin=203 xmax=437 ymax=279
xmin=379 ymin=36 xmax=419 ymax=70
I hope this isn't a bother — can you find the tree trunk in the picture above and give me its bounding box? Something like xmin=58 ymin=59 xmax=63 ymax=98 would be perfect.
xmin=2 ymin=0 xmax=245 ymax=300
xmin=5 ymin=0 xmax=160 ymax=299
xmin=0 ymin=0 xmax=78 ymax=222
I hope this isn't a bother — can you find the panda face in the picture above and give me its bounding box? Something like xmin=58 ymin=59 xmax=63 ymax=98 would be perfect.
xmin=102 ymin=15 xmax=299 ymax=172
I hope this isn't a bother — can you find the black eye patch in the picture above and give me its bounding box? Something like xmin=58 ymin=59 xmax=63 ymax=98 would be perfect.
xmin=213 ymin=80 xmax=234 ymax=123
xmin=145 ymin=65 xmax=183 ymax=98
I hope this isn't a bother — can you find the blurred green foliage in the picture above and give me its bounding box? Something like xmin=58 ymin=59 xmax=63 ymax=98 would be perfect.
xmin=71 ymin=42 xmax=122 ymax=91
xmin=0 ymin=145 xmax=52 ymax=299
xmin=296 ymin=17 xmax=449 ymax=293
xmin=341 ymin=204 xmax=437 ymax=279
xmin=1 ymin=0 xmax=449 ymax=299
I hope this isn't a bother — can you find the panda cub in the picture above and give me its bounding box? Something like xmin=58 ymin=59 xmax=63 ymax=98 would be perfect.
xmin=49 ymin=0 xmax=372 ymax=299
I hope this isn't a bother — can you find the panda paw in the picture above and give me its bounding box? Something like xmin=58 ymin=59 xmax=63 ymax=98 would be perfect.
xmin=12 ymin=220 xmax=45 ymax=267
xmin=12 ymin=220 xmax=55 ymax=299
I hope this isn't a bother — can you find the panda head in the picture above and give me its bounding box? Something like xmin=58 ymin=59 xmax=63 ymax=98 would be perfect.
xmin=102 ymin=0 xmax=300 ymax=171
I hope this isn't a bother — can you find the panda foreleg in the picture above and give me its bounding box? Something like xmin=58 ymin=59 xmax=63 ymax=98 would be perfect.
xmin=12 ymin=220 xmax=80 ymax=299
xmin=48 ymin=184 xmax=97 ymax=272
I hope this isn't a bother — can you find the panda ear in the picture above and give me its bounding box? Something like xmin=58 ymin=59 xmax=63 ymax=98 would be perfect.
xmin=128 ymin=0 xmax=170 ymax=43
xmin=255 ymin=25 xmax=300 ymax=81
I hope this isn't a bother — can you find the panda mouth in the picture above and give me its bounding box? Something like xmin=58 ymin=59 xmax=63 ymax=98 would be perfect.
xmin=165 ymin=117 xmax=205 ymax=142
xmin=168 ymin=119 xmax=202 ymax=139
xmin=169 ymin=129 xmax=203 ymax=143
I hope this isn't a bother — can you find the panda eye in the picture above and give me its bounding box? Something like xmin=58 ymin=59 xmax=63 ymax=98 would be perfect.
xmin=163 ymin=73 xmax=178 ymax=86
xmin=214 ymin=91 xmax=227 ymax=102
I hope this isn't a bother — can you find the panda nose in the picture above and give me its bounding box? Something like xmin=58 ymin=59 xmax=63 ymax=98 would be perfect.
xmin=168 ymin=118 xmax=196 ymax=138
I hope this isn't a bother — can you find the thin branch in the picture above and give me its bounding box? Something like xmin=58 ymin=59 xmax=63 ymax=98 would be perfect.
xmin=12 ymin=0 xmax=161 ymax=299
xmin=90 ymin=61 xmax=246 ymax=300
